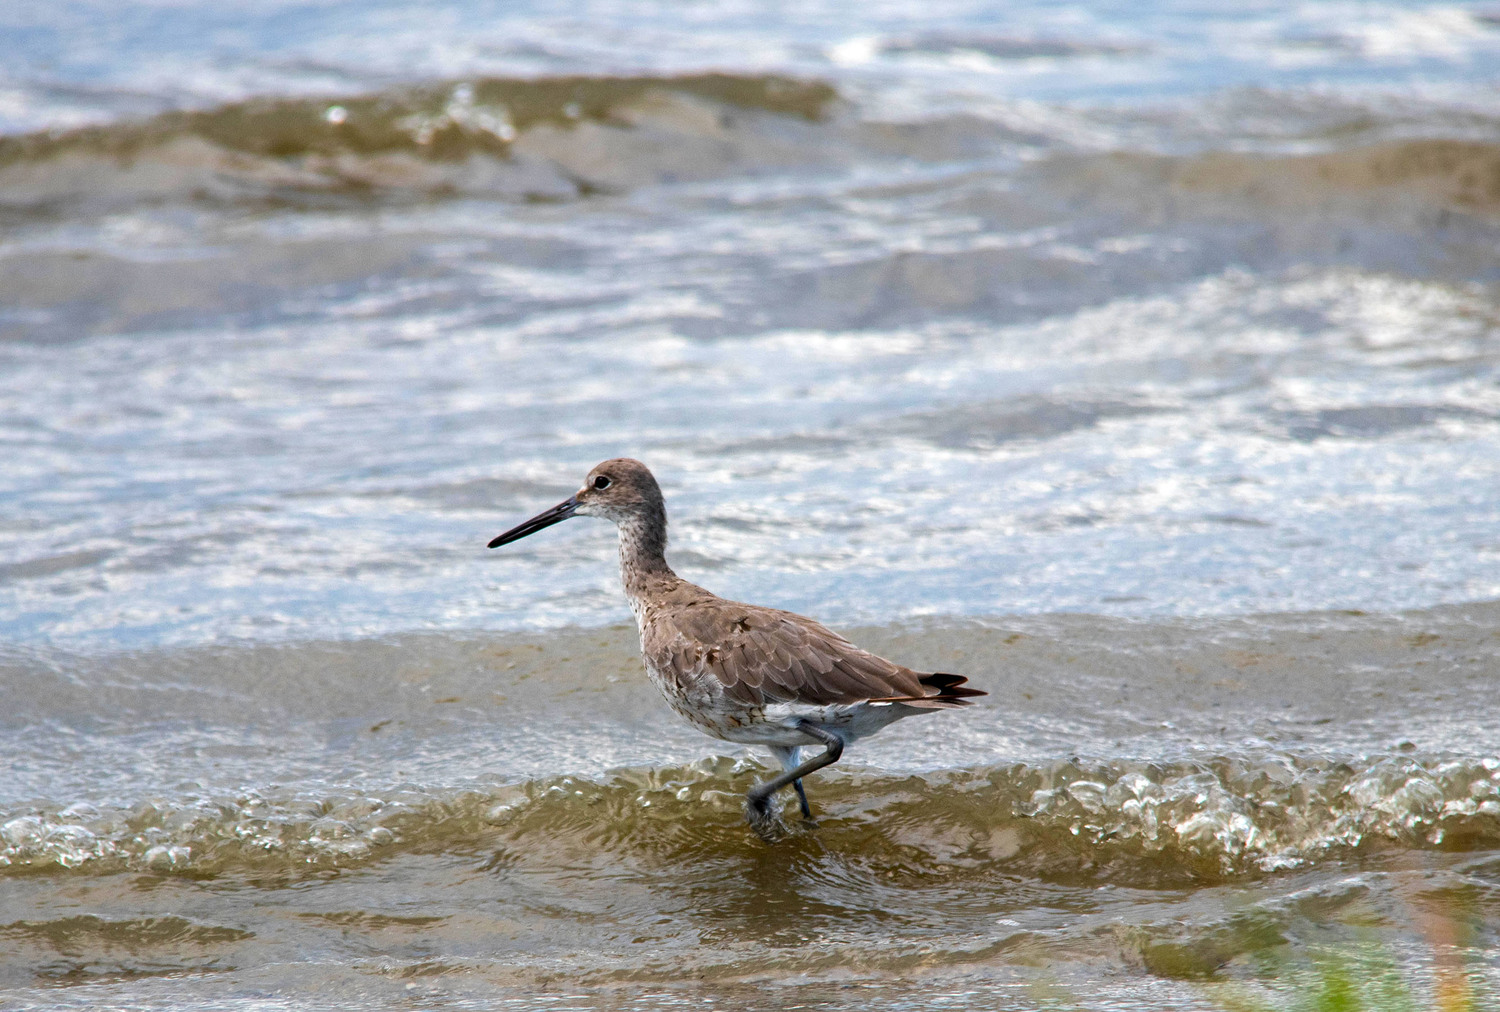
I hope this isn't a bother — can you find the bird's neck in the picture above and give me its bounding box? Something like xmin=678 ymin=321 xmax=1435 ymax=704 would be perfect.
xmin=616 ymin=510 xmax=673 ymax=600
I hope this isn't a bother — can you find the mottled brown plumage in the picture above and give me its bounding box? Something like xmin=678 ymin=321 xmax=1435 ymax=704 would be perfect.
xmin=641 ymin=585 xmax=958 ymax=707
xmin=488 ymin=457 xmax=985 ymax=831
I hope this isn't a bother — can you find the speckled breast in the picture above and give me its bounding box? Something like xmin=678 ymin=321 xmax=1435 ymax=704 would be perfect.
xmin=640 ymin=659 xmax=765 ymax=741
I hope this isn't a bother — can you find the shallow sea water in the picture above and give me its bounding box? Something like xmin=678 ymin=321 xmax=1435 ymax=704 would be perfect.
xmin=3 ymin=2 xmax=1500 ymax=1008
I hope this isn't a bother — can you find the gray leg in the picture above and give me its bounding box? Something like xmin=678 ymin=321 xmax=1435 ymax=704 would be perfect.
xmin=768 ymin=745 xmax=812 ymax=819
xmin=747 ymin=723 xmax=844 ymax=828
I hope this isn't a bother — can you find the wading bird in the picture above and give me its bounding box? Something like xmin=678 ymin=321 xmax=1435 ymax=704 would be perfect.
xmin=488 ymin=459 xmax=985 ymax=832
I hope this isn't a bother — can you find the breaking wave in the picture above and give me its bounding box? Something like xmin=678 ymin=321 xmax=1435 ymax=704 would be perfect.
xmin=5 ymin=751 xmax=1497 ymax=886
xmin=6 ymin=67 xmax=1499 ymax=235
xmin=0 ymin=73 xmax=836 ymax=211
xmin=1039 ymin=138 xmax=1500 ymax=226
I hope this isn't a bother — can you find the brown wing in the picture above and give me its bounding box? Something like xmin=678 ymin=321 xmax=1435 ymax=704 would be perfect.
xmin=641 ymin=590 xmax=942 ymax=707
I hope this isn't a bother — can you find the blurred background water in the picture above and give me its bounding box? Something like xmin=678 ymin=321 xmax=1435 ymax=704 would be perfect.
xmin=2 ymin=2 xmax=1500 ymax=1009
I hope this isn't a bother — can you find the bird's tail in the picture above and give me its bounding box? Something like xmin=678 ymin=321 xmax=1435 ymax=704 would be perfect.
xmin=877 ymin=672 xmax=987 ymax=709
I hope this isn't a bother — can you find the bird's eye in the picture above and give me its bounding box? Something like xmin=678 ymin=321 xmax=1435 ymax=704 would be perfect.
xmin=592 ymin=475 xmax=611 ymax=490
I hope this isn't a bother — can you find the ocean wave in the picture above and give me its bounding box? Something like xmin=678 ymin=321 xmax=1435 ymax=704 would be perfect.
xmin=1177 ymin=139 xmax=1500 ymax=218
xmin=5 ymin=68 xmax=1498 ymax=242
xmin=1041 ymin=138 xmax=1500 ymax=225
xmin=0 ymin=73 xmax=836 ymax=211
xmin=5 ymin=751 xmax=1497 ymax=886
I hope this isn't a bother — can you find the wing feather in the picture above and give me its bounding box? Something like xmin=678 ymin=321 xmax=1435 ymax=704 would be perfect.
xmin=642 ymin=591 xmax=941 ymax=706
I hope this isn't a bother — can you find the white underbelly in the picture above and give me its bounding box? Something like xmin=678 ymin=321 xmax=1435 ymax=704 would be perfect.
xmin=643 ymin=665 xmax=917 ymax=746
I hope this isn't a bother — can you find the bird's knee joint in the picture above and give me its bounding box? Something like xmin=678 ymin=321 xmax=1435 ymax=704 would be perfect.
xmin=796 ymin=720 xmax=844 ymax=760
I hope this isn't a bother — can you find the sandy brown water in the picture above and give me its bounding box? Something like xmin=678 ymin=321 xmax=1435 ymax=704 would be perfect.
xmin=4 ymin=607 xmax=1499 ymax=1008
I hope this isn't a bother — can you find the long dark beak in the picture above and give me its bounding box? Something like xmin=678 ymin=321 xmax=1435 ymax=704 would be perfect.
xmin=487 ymin=495 xmax=579 ymax=549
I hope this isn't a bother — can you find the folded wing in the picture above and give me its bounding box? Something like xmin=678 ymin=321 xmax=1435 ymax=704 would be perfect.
xmin=644 ymin=595 xmax=984 ymax=708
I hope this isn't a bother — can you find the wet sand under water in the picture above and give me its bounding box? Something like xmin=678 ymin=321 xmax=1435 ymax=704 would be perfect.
xmin=2 ymin=604 xmax=1498 ymax=1008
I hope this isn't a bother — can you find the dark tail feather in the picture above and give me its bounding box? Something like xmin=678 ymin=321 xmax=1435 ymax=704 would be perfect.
xmin=921 ymin=672 xmax=986 ymax=697
xmin=874 ymin=671 xmax=987 ymax=708
xmin=918 ymin=677 xmax=990 ymax=701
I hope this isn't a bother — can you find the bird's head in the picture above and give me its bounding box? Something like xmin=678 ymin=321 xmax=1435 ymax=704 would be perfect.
xmin=487 ymin=458 xmax=665 ymax=548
